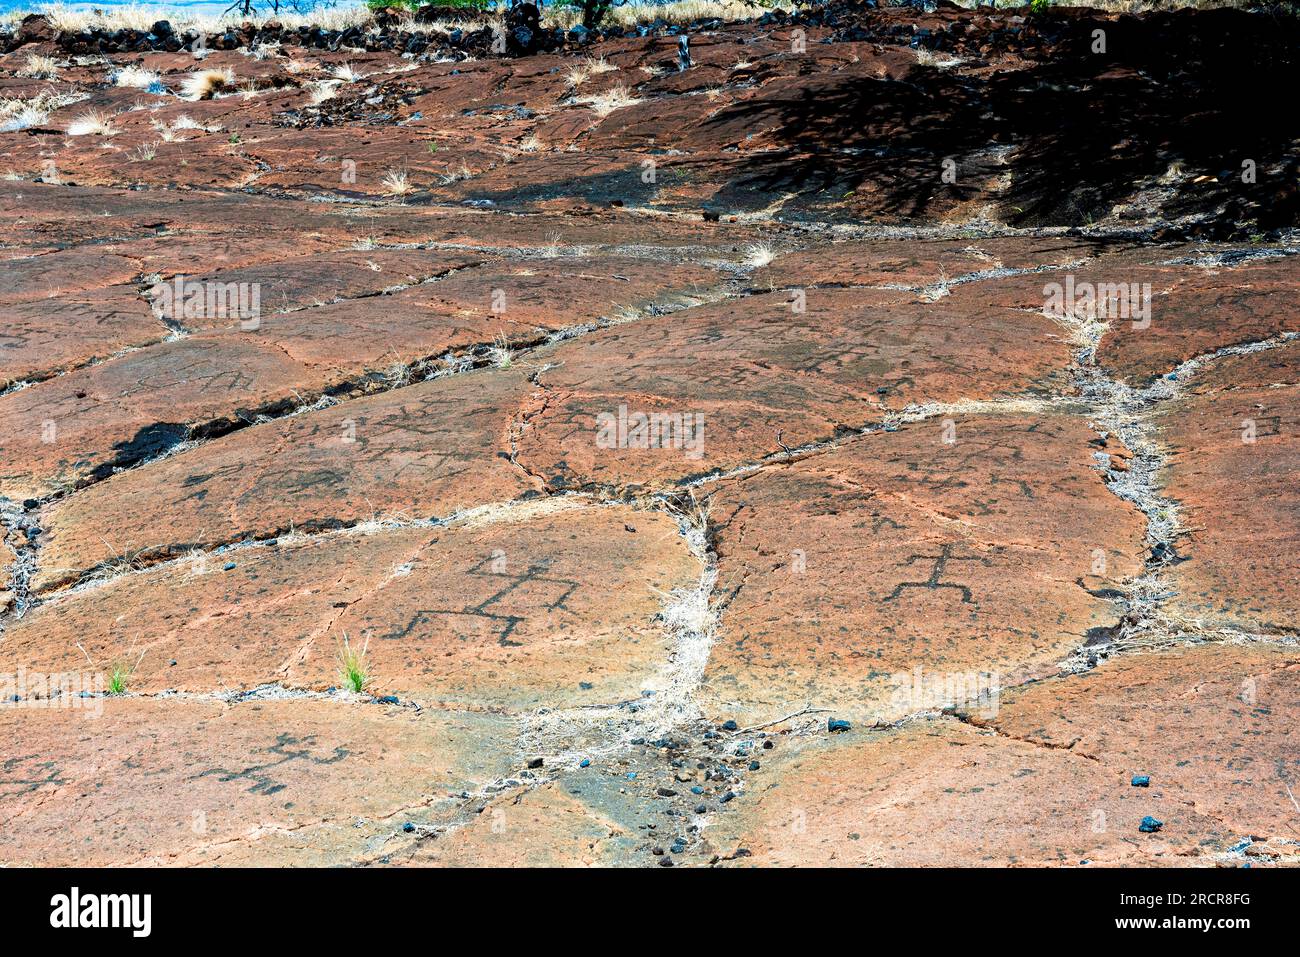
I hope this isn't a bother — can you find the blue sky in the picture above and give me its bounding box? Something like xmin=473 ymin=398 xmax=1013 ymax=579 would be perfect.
xmin=1 ymin=0 xmax=363 ymax=16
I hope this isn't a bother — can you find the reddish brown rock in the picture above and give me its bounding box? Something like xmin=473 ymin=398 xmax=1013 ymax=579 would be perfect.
xmin=391 ymin=780 xmax=629 ymax=867
xmin=1 ymin=12 xmax=1294 ymax=870
xmin=515 ymin=288 xmax=1073 ymax=490
xmin=149 ymin=248 xmax=486 ymax=330
xmin=289 ymin=504 xmax=699 ymax=710
xmin=713 ymin=719 xmax=1216 ymax=867
xmin=986 ymin=644 xmax=1300 ymax=840
xmin=0 ymin=250 xmax=140 ymax=304
xmin=0 ymin=335 xmax=321 ymax=501
xmin=1095 ymin=256 xmax=1300 ymax=384
xmin=716 ymin=644 xmax=1298 ymax=866
xmin=6 ymin=528 xmax=429 ymax=692
xmin=33 ymin=369 xmax=538 ymax=588
xmin=698 ymin=415 xmax=1146 ymax=727
xmin=944 ymin=250 xmax=1298 ymax=383
xmin=0 ymin=697 xmax=515 ymax=866
xmin=1157 ymin=341 xmax=1300 ymax=632
xmin=8 ymin=502 xmax=699 ymax=712
xmin=755 ymin=237 xmax=1111 ymax=289
xmin=99 ymin=231 xmax=344 ymax=276
xmin=0 ymin=287 xmax=163 ymax=388
xmin=0 ymin=251 xmax=483 ymax=500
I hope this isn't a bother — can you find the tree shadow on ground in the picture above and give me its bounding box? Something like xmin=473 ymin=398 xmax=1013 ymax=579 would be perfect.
xmin=704 ymin=8 xmax=1300 ymax=235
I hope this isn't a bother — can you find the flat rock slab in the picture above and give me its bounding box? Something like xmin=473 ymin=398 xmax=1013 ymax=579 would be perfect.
xmin=0 ymin=250 xmax=141 ymax=304
xmin=99 ymin=232 xmax=346 ymax=277
xmin=33 ymin=369 xmax=538 ymax=589
xmin=2 ymin=253 xmax=721 ymax=500
xmin=343 ymin=255 xmax=723 ymax=344
xmin=713 ymin=644 xmax=1298 ymax=866
xmin=1095 ymin=255 xmax=1300 ymax=384
xmin=1 ymin=17 xmax=1296 ymax=868
xmin=698 ymin=415 xmax=1146 ymax=727
xmin=985 ymin=644 xmax=1300 ymax=842
xmin=150 ymin=249 xmax=481 ymax=330
xmin=1156 ymin=341 xmax=1300 ymax=633
xmin=754 ymin=237 xmax=1111 ymax=289
xmin=944 ymin=249 xmax=1299 ymax=384
xmin=0 ymin=287 xmax=163 ymax=388
xmin=392 ymin=780 xmax=633 ymax=867
xmin=7 ymin=502 xmax=699 ymax=712
xmin=515 ymin=288 xmax=1072 ymax=490
xmin=284 ymin=503 xmax=698 ymax=711
xmin=0 ymin=334 xmax=323 ymax=501
xmin=0 ymin=697 xmax=515 ymax=866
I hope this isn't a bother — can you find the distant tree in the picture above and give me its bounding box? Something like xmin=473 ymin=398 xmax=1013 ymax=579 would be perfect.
xmin=578 ymin=0 xmax=615 ymax=28
xmin=224 ymin=0 xmax=340 ymax=18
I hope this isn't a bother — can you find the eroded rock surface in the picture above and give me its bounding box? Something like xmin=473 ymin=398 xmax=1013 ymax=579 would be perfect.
xmin=1 ymin=5 xmax=1296 ymax=868
xmin=711 ymin=645 xmax=1300 ymax=866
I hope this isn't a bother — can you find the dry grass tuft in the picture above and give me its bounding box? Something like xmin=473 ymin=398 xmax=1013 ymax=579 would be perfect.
xmin=66 ymin=109 xmax=119 ymax=136
xmin=380 ymin=168 xmax=413 ymax=196
xmin=330 ymin=62 xmax=366 ymax=83
xmin=307 ymin=80 xmax=341 ymax=105
xmin=488 ymin=333 xmax=515 ymax=369
xmin=19 ymin=54 xmax=61 ymax=79
xmin=565 ymin=55 xmax=619 ymax=88
xmin=111 ymin=64 xmax=161 ymax=88
xmin=913 ymin=47 xmax=965 ymax=69
xmin=577 ymin=84 xmax=642 ymax=118
xmin=743 ymin=241 xmax=776 ymax=268
xmin=180 ymin=67 xmax=236 ymax=101
xmin=0 ymin=93 xmax=65 ymax=133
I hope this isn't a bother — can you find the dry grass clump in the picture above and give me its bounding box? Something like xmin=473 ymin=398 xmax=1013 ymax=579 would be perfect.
xmin=439 ymin=161 xmax=474 ymax=184
xmin=34 ymin=4 xmax=378 ymax=34
xmin=307 ymin=80 xmax=341 ymax=105
xmin=150 ymin=114 xmax=217 ymax=142
xmin=577 ymin=84 xmax=642 ymax=118
xmin=43 ymin=3 xmax=169 ymax=32
xmin=19 ymin=54 xmax=61 ymax=79
xmin=913 ymin=47 xmax=965 ymax=69
xmin=565 ymin=55 xmax=618 ymax=87
xmin=488 ymin=333 xmax=515 ymax=369
xmin=180 ymin=67 xmax=236 ymax=101
xmin=0 ymin=90 xmax=80 ymax=133
xmin=1 ymin=102 xmax=48 ymax=132
xmin=66 ymin=109 xmax=119 ymax=136
xmin=743 ymin=241 xmax=776 ymax=268
xmin=111 ymin=64 xmax=162 ymax=88
xmin=329 ymin=62 xmax=366 ymax=83
xmin=380 ymin=168 xmax=413 ymax=196
xmin=247 ymin=41 xmax=283 ymax=61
